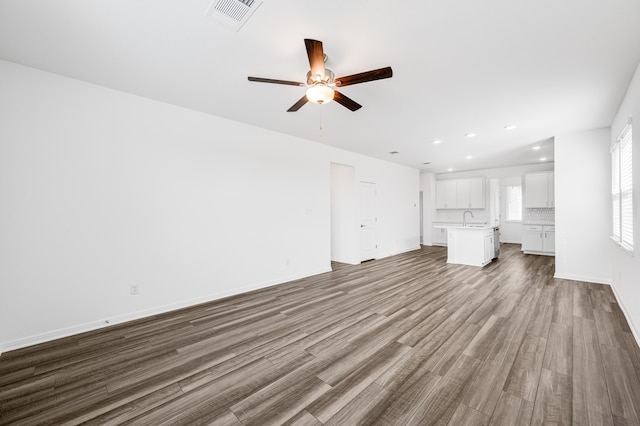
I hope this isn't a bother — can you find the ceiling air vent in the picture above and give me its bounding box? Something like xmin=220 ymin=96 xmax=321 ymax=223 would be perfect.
xmin=205 ymin=0 xmax=263 ymax=31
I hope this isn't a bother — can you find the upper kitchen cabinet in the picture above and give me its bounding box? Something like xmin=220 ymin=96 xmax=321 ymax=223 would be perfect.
xmin=524 ymin=172 xmax=554 ymax=208
xmin=436 ymin=177 xmax=485 ymax=209
xmin=468 ymin=178 xmax=485 ymax=208
xmin=436 ymin=180 xmax=457 ymax=209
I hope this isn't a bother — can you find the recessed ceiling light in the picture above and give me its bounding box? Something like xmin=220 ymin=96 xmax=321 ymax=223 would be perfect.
xmin=532 ymin=146 xmax=541 ymax=150
xmin=432 ymin=140 xmax=442 ymax=144
xmin=504 ymin=124 xmax=517 ymax=130
xmin=466 ymin=155 xmax=473 ymax=159
xmin=540 ymin=157 xmax=547 ymax=161
xmin=465 ymin=133 xmax=476 ymax=138
xmin=447 ymin=168 xmax=453 ymax=172
xmin=389 ymin=151 xmax=399 ymax=154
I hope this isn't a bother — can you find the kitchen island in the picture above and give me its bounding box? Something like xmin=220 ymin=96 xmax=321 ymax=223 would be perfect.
xmin=447 ymin=226 xmax=498 ymax=267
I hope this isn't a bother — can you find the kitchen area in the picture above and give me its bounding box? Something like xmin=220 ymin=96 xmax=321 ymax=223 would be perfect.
xmin=521 ymin=172 xmax=555 ymax=255
xmin=421 ymin=165 xmax=555 ymax=267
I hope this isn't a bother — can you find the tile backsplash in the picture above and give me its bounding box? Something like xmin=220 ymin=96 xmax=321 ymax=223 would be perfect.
xmin=524 ymin=208 xmax=555 ymax=224
xmin=435 ymin=209 xmax=489 ymax=224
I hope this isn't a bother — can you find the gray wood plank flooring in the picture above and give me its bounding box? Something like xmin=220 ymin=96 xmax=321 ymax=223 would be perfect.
xmin=1 ymin=244 xmax=640 ymax=425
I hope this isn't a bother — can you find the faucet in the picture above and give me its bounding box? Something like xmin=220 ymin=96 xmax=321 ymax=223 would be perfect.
xmin=463 ymin=210 xmax=474 ymax=227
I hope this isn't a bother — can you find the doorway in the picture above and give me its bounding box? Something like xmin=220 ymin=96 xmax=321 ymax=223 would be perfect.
xmin=360 ymin=181 xmax=377 ymax=262
xmin=419 ymin=190 xmax=424 ymax=244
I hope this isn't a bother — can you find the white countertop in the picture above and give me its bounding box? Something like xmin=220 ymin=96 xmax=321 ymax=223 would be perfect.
xmin=446 ymin=225 xmax=495 ymax=230
xmin=434 ymin=222 xmax=490 ymax=229
xmin=435 ymin=224 xmax=495 ymax=230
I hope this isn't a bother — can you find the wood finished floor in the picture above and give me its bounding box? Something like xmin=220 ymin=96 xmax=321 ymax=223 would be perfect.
xmin=2 ymin=244 xmax=640 ymax=425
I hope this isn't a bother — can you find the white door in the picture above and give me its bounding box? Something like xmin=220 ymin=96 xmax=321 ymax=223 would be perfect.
xmin=523 ymin=230 xmax=543 ymax=252
xmin=360 ymin=182 xmax=377 ymax=261
xmin=419 ymin=191 xmax=424 ymax=244
xmin=544 ymin=230 xmax=556 ymax=253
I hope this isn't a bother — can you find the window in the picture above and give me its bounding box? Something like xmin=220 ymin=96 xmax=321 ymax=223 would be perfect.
xmin=612 ymin=122 xmax=633 ymax=252
xmin=506 ymin=184 xmax=522 ymax=221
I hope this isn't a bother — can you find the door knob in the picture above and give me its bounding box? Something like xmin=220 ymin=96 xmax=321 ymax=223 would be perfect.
xmin=361 ymin=224 xmax=366 ymax=228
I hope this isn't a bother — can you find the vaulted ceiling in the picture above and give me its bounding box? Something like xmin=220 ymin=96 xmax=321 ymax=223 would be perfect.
xmin=1 ymin=0 xmax=639 ymax=173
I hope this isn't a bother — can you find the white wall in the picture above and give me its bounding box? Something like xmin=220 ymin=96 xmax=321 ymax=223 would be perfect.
xmin=0 ymin=61 xmax=420 ymax=351
xmin=611 ymin=62 xmax=640 ymax=340
xmin=330 ymin=163 xmax=358 ymax=264
xmin=353 ymin=162 xmax=420 ymax=257
xmin=554 ymin=128 xmax=612 ymax=285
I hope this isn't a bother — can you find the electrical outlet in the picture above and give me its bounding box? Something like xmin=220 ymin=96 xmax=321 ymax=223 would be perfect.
xmin=130 ymin=284 xmax=140 ymax=295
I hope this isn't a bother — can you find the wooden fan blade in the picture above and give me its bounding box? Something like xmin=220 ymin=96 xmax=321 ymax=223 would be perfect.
xmin=335 ymin=67 xmax=393 ymax=87
xmin=287 ymin=95 xmax=309 ymax=112
xmin=248 ymin=77 xmax=305 ymax=87
xmin=304 ymin=39 xmax=326 ymax=80
xmin=333 ymin=90 xmax=362 ymax=111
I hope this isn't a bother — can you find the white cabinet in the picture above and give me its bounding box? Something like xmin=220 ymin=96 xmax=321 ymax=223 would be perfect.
xmin=436 ymin=180 xmax=457 ymax=209
xmin=523 ymin=225 xmax=544 ymax=252
xmin=456 ymin=179 xmax=470 ymax=208
xmin=524 ymin=172 xmax=554 ymax=208
xmin=456 ymin=178 xmax=485 ymax=209
xmin=522 ymin=225 xmax=555 ymax=255
xmin=447 ymin=227 xmax=494 ymax=267
xmin=432 ymin=226 xmax=448 ymax=245
xmin=484 ymin=233 xmax=495 ymax=264
xmin=544 ymin=227 xmax=555 ymax=253
xmin=436 ymin=177 xmax=485 ymax=209
xmin=469 ymin=178 xmax=485 ymax=208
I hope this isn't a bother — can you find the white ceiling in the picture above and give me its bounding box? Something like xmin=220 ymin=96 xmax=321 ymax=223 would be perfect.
xmin=1 ymin=0 xmax=639 ymax=173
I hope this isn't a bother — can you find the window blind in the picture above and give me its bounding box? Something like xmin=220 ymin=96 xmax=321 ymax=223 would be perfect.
xmin=612 ymin=142 xmax=620 ymax=240
xmin=506 ymin=185 xmax=522 ymax=221
xmin=612 ymin=122 xmax=633 ymax=252
xmin=620 ymin=126 xmax=633 ymax=250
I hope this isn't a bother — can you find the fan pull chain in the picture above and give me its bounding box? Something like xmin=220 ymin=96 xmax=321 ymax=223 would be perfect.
xmin=319 ymin=107 xmax=323 ymax=138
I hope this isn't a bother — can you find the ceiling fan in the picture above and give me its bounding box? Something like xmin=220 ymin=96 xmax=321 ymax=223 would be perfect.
xmin=248 ymin=39 xmax=393 ymax=112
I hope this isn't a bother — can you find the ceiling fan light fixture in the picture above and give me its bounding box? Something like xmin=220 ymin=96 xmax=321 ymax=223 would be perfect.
xmin=306 ymin=84 xmax=334 ymax=104
xmin=306 ymin=69 xmax=334 ymax=85
xmin=248 ymin=39 xmax=392 ymax=112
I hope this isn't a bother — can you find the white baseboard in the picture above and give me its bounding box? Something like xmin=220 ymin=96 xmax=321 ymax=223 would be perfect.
xmin=376 ymin=245 xmax=422 ymax=260
xmin=609 ymin=283 xmax=640 ymax=348
xmin=553 ymin=273 xmax=640 ymax=346
xmin=524 ymin=251 xmax=555 ymax=257
xmin=552 ymin=273 xmax=639 ymax=348
xmin=553 ymin=272 xmax=612 ymax=285
xmin=0 ymin=266 xmax=331 ymax=354
xmin=330 ymin=256 xmax=360 ymax=265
